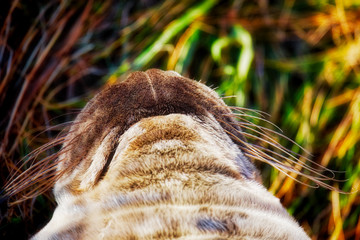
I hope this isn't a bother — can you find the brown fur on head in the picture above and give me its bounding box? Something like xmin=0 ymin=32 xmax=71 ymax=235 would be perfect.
xmin=55 ymin=69 xmax=259 ymax=197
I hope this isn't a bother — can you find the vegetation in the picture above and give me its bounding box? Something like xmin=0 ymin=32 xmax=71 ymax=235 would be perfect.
xmin=1 ymin=0 xmax=359 ymax=239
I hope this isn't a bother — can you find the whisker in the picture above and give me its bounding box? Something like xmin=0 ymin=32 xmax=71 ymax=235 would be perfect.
xmin=25 ymin=121 xmax=73 ymax=141
xmin=244 ymin=153 xmax=346 ymax=192
xmin=239 ymin=124 xmax=314 ymax=165
xmin=243 ymin=142 xmax=336 ymax=181
xmin=4 ymin=133 xmax=80 ymax=201
xmin=8 ymin=136 xmax=66 ymax=171
xmin=239 ymin=137 xmax=347 ymax=192
xmin=226 ymin=120 xmax=335 ymax=179
xmin=216 ymin=115 xmax=345 ymax=191
xmin=229 ymin=112 xmax=284 ymax=133
xmin=227 ymin=106 xmax=272 ymax=118
xmin=238 ymin=120 xmax=313 ymax=155
xmin=5 ymin=156 xmax=58 ymax=193
xmin=235 ymin=120 xmax=345 ymax=174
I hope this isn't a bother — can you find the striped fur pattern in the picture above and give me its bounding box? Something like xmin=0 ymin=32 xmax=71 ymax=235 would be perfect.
xmin=32 ymin=69 xmax=310 ymax=239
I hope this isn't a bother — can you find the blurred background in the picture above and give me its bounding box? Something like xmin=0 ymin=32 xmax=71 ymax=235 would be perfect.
xmin=0 ymin=0 xmax=359 ymax=239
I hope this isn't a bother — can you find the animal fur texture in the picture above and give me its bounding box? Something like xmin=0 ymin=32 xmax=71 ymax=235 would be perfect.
xmin=32 ymin=69 xmax=310 ymax=239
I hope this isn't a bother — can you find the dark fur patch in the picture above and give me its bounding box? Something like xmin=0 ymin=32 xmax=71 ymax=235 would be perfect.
xmin=59 ymin=69 xmax=255 ymax=193
xmin=196 ymin=218 xmax=229 ymax=233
